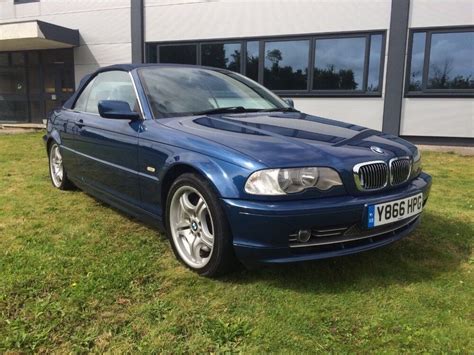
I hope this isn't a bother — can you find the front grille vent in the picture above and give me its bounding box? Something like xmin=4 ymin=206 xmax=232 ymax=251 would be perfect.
xmin=288 ymin=215 xmax=420 ymax=249
xmin=311 ymin=227 xmax=348 ymax=238
xmin=353 ymin=157 xmax=413 ymax=191
xmin=289 ymin=226 xmax=349 ymax=248
xmin=353 ymin=161 xmax=388 ymax=190
xmin=390 ymin=158 xmax=411 ymax=185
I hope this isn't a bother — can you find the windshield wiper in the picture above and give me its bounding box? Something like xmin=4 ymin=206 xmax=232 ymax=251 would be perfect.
xmin=194 ymin=106 xmax=300 ymax=115
xmin=194 ymin=106 xmax=261 ymax=115
xmin=260 ymin=107 xmax=300 ymax=113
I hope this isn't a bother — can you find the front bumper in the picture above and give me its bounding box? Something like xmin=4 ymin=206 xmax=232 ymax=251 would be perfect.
xmin=222 ymin=173 xmax=432 ymax=265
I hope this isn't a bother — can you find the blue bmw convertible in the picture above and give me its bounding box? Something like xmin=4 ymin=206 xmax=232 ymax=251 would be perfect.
xmin=44 ymin=64 xmax=432 ymax=276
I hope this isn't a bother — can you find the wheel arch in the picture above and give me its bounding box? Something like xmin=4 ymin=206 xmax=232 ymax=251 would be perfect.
xmin=160 ymin=164 xmax=205 ymax=211
xmin=159 ymin=156 xmax=244 ymax=223
xmin=46 ymin=137 xmax=55 ymax=152
xmin=46 ymin=130 xmax=62 ymax=153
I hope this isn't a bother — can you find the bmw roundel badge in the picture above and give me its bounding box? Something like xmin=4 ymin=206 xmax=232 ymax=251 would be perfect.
xmin=370 ymin=146 xmax=385 ymax=154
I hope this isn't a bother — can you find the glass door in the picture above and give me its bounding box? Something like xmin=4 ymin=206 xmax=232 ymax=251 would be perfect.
xmin=0 ymin=49 xmax=75 ymax=123
xmin=0 ymin=52 xmax=29 ymax=123
xmin=42 ymin=49 xmax=75 ymax=120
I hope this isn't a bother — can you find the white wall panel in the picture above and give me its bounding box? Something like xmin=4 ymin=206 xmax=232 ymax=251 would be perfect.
xmin=292 ymin=98 xmax=385 ymax=131
xmin=12 ymin=1 xmax=40 ymax=18
xmin=0 ymin=2 xmax=15 ymax=20
xmin=401 ymin=99 xmax=474 ymax=137
xmin=74 ymin=43 xmax=131 ymax=65
xmin=1 ymin=8 xmax=131 ymax=45
xmin=0 ymin=0 xmax=132 ymax=88
xmin=74 ymin=64 xmax=101 ymax=85
xmin=410 ymin=0 xmax=474 ymax=27
xmin=405 ymin=0 xmax=473 ymax=138
xmin=39 ymin=0 xmax=130 ymax=15
xmin=38 ymin=9 xmax=131 ymax=45
xmin=145 ymin=0 xmax=392 ymax=42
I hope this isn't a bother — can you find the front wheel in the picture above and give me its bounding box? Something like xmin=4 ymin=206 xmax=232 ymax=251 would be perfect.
xmin=166 ymin=173 xmax=237 ymax=277
xmin=48 ymin=142 xmax=74 ymax=190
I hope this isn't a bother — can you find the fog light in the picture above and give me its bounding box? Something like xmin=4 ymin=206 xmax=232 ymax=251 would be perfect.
xmin=296 ymin=229 xmax=311 ymax=243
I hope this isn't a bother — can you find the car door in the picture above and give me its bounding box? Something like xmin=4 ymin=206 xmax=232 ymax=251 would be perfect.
xmin=70 ymin=70 xmax=142 ymax=205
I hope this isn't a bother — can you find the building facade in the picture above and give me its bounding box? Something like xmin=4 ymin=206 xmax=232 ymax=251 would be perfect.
xmin=0 ymin=0 xmax=472 ymax=143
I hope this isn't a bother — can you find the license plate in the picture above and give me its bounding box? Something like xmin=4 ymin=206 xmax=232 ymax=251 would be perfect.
xmin=367 ymin=193 xmax=423 ymax=228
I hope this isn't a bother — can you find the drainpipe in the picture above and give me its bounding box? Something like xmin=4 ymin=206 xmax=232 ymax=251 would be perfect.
xmin=382 ymin=0 xmax=410 ymax=135
xmin=131 ymin=0 xmax=144 ymax=63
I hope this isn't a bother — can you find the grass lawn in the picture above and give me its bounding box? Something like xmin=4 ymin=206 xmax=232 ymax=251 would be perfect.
xmin=0 ymin=132 xmax=473 ymax=353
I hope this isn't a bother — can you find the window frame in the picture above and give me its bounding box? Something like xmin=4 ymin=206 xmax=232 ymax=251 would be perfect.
xmin=244 ymin=40 xmax=260 ymax=82
xmin=405 ymin=26 xmax=474 ymax=98
xmin=145 ymin=30 xmax=386 ymax=97
xmin=14 ymin=0 xmax=39 ymax=4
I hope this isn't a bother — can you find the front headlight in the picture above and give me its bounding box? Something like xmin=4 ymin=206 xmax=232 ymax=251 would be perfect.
xmin=411 ymin=149 xmax=422 ymax=178
xmin=244 ymin=167 xmax=343 ymax=195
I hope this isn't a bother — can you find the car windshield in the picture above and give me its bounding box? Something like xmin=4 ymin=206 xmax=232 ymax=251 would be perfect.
xmin=138 ymin=66 xmax=290 ymax=118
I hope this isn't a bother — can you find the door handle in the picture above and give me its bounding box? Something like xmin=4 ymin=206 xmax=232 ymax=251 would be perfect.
xmin=75 ymin=119 xmax=84 ymax=128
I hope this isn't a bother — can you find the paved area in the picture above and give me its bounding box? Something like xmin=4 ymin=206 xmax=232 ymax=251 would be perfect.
xmin=417 ymin=144 xmax=474 ymax=156
xmin=0 ymin=123 xmax=45 ymax=135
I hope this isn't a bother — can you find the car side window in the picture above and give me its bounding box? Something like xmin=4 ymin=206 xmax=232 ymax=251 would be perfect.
xmin=75 ymin=71 xmax=138 ymax=115
xmin=73 ymin=77 xmax=95 ymax=112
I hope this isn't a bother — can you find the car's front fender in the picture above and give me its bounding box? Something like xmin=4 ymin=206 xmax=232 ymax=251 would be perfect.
xmin=160 ymin=151 xmax=255 ymax=199
xmin=43 ymin=128 xmax=62 ymax=152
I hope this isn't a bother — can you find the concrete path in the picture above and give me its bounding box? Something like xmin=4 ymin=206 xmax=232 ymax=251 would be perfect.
xmin=0 ymin=123 xmax=46 ymax=135
xmin=418 ymin=145 xmax=474 ymax=156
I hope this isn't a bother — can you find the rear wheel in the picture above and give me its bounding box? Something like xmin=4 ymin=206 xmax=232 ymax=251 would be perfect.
xmin=48 ymin=142 xmax=73 ymax=190
xmin=166 ymin=173 xmax=237 ymax=276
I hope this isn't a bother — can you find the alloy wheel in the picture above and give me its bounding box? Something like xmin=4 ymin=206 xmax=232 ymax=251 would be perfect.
xmin=50 ymin=144 xmax=64 ymax=187
xmin=169 ymin=185 xmax=215 ymax=268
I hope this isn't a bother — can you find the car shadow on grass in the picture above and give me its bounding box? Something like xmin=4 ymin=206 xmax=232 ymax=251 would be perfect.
xmin=221 ymin=211 xmax=472 ymax=293
xmin=71 ymin=191 xmax=471 ymax=293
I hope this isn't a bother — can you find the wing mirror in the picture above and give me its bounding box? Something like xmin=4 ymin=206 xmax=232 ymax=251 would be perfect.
xmin=282 ymin=98 xmax=294 ymax=108
xmin=98 ymin=100 xmax=140 ymax=120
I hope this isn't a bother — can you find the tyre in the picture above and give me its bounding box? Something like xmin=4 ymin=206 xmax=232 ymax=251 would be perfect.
xmin=166 ymin=172 xmax=238 ymax=277
xmin=48 ymin=142 xmax=74 ymax=190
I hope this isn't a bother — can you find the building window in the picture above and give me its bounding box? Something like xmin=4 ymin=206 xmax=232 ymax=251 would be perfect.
xmin=0 ymin=67 xmax=26 ymax=95
xmin=160 ymin=44 xmax=197 ymax=65
xmin=201 ymin=43 xmax=241 ymax=72
xmin=0 ymin=53 xmax=28 ymax=122
xmin=406 ymin=27 xmax=474 ymax=96
xmin=313 ymin=34 xmax=383 ymax=92
xmin=146 ymin=31 xmax=385 ymax=96
xmin=313 ymin=37 xmax=365 ymax=91
xmin=264 ymin=40 xmax=309 ymax=90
